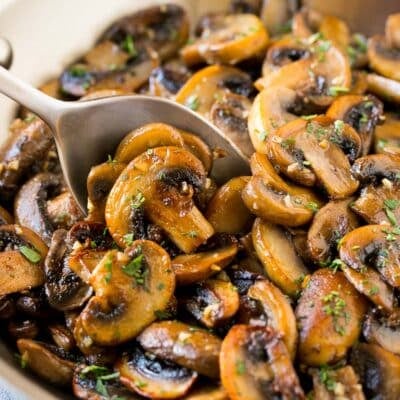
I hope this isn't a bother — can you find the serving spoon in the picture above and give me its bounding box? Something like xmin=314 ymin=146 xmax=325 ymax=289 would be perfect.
xmin=0 ymin=38 xmax=249 ymax=213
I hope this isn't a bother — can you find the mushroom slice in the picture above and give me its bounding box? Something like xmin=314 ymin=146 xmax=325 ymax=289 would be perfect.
xmin=350 ymin=70 xmax=368 ymax=94
xmin=340 ymin=225 xmax=400 ymax=287
xmin=138 ymin=320 xmax=221 ymax=378
xmin=246 ymin=280 xmax=298 ymax=359
xmin=44 ymin=229 xmax=92 ymax=311
xmin=310 ymin=365 xmax=365 ymax=400
xmin=114 ymin=123 xmax=184 ymax=164
xmin=307 ymin=198 xmax=359 ymax=265
xmin=87 ymin=160 xmax=126 ymax=223
xmin=242 ymin=153 xmax=323 ymax=227
xmin=206 ymin=176 xmax=252 ymax=234
xmin=49 ymin=323 xmax=75 ymax=352
xmin=252 ymin=218 xmax=309 ymax=297
xmin=0 ymin=117 xmax=53 ymax=202
xmin=67 ymin=221 xmax=114 ymax=250
xmin=73 ymin=364 xmax=137 ymax=400
xmin=0 ymin=225 xmax=47 ymax=296
xmin=80 ymin=240 xmax=175 ymax=345
xmin=259 ymin=0 xmax=292 ymax=35
xmin=117 ymin=345 xmax=198 ymax=399
xmin=374 ymin=112 xmax=400 ymax=154
xmin=17 ymin=339 xmax=76 ymax=386
xmin=319 ymin=15 xmax=351 ymax=51
xmin=0 ymin=205 xmax=13 ymax=225
xmin=180 ymin=131 xmax=213 ymax=174
xmin=220 ymin=325 xmax=305 ymax=400
xmin=8 ymin=319 xmax=39 ymax=340
xmin=181 ymin=14 xmax=268 ymax=66
xmin=295 ymin=268 xmax=367 ymax=366
xmin=14 ymin=173 xmax=64 ymax=245
xmin=106 ymin=146 xmax=214 ymax=253
xmin=84 ymin=40 xmax=130 ymax=70
xmin=367 ymin=73 xmax=400 ymax=104
xmin=351 ymin=343 xmax=400 ymax=400
xmin=351 ymin=182 xmax=400 ymax=225
xmin=269 ymin=117 xmax=360 ymax=198
xmin=172 ymin=244 xmax=238 ymax=285
xmin=181 ymin=278 xmax=239 ymax=328
xmin=327 ymin=94 xmax=384 ymax=155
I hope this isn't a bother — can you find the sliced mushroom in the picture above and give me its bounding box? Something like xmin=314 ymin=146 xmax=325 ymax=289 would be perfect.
xmin=0 ymin=225 xmax=47 ymax=296
xmin=181 ymin=278 xmax=239 ymax=328
xmin=310 ymin=365 xmax=365 ymax=400
xmin=351 ymin=343 xmax=400 ymax=400
xmin=296 ymin=268 xmax=367 ymax=366
xmin=172 ymin=244 xmax=237 ymax=285
xmin=44 ymin=229 xmax=92 ymax=311
xmin=84 ymin=40 xmax=131 ymax=70
xmin=319 ymin=15 xmax=351 ymax=51
xmin=138 ymin=320 xmax=221 ymax=378
xmin=181 ymin=14 xmax=268 ymax=66
xmin=117 ymin=344 xmax=198 ymax=399
xmin=259 ymin=0 xmax=293 ymax=35
xmin=327 ymin=95 xmax=384 ymax=155
xmin=49 ymin=323 xmax=75 ymax=352
xmin=307 ymin=197 xmax=359 ymax=265
xmin=269 ymin=116 xmax=360 ymax=198
xmin=106 ymin=146 xmax=214 ymax=253
xmin=291 ymin=9 xmax=320 ymax=38
xmin=374 ymin=112 xmax=400 ymax=154
xmin=8 ymin=319 xmax=39 ymax=340
xmin=14 ymin=173 xmax=64 ymax=245
xmin=80 ymin=240 xmax=175 ymax=345
xmin=367 ymin=73 xmax=400 ymax=104
xmin=17 ymin=339 xmax=76 ymax=386
xmin=180 ymin=131 xmax=213 ymax=174
xmin=340 ymin=224 xmax=400 ymax=287
xmin=15 ymin=288 xmax=52 ymax=319
xmin=242 ymin=153 xmax=323 ymax=227
xmin=350 ymin=70 xmax=368 ymax=94
xmin=220 ymin=325 xmax=305 ymax=400
xmin=0 ymin=205 xmax=13 ymax=225
xmin=252 ymin=218 xmax=309 ymax=297
xmin=0 ymin=118 xmax=53 ymax=202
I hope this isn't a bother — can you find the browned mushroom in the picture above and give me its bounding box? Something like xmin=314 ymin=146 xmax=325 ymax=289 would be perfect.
xmin=48 ymin=323 xmax=76 ymax=352
xmin=138 ymin=320 xmax=222 ymax=378
xmin=296 ymin=268 xmax=367 ymax=366
xmin=220 ymin=325 xmax=305 ymax=400
xmin=180 ymin=130 xmax=213 ymax=174
xmin=374 ymin=112 xmax=400 ymax=154
xmin=367 ymin=73 xmax=400 ymax=104
xmin=0 ymin=205 xmax=13 ymax=225
xmin=8 ymin=319 xmax=39 ymax=340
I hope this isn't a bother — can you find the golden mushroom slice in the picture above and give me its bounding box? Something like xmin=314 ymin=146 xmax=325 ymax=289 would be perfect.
xmin=374 ymin=112 xmax=400 ymax=154
xmin=368 ymin=13 xmax=400 ymax=81
xmin=340 ymin=225 xmax=400 ymax=288
xmin=326 ymin=94 xmax=384 ymax=155
xmin=307 ymin=198 xmax=359 ymax=265
xmin=319 ymin=15 xmax=351 ymax=51
xmin=206 ymin=176 xmax=252 ymax=234
xmin=181 ymin=14 xmax=268 ymax=66
xmin=117 ymin=345 xmax=198 ymax=399
xmin=252 ymin=218 xmax=309 ymax=297
xmin=79 ymin=240 xmax=175 ymax=345
xmin=247 ymin=280 xmax=298 ymax=359
xmin=367 ymin=73 xmax=400 ymax=104
xmin=296 ymin=268 xmax=367 ymax=366
xmin=180 ymin=130 xmax=213 ymax=174
xmin=242 ymin=153 xmax=323 ymax=227
xmin=0 ymin=225 xmax=47 ymax=296
xmin=172 ymin=243 xmax=237 ymax=285
xmin=17 ymin=339 xmax=75 ymax=387
xmin=220 ymin=325 xmax=305 ymax=400
xmin=181 ymin=278 xmax=240 ymax=328
xmin=106 ymin=146 xmax=214 ymax=253
xmin=351 ymin=343 xmax=400 ymax=400
xmin=138 ymin=320 xmax=222 ymax=378
xmin=269 ymin=116 xmax=360 ymax=198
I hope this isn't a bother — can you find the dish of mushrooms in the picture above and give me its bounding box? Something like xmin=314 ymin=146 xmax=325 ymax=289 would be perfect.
xmin=1 ymin=2 xmax=400 ymax=399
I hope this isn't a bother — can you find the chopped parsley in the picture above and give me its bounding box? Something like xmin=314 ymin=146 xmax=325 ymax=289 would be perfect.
xmin=384 ymin=206 xmax=398 ymax=226
xmin=107 ymin=154 xmax=116 ymax=164
xmin=257 ymin=129 xmax=268 ymax=141
xmin=185 ymin=95 xmax=200 ymax=111
xmin=369 ymin=286 xmax=379 ymax=295
xmin=328 ymin=86 xmax=349 ymax=96
xmin=123 ymin=233 xmax=134 ymax=246
xmin=154 ymin=309 xmax=173 ymax=320
xmin=305 ymin=202 xmax=319 ymax=213
xmin=322 ymin=291 xmax=348 ymax=335
xmin=121 ymin=34 xmax=137 ymax=57
xmin=384 ymin=199 xmax=399 ymax=210
xmin=334 ymin=120 xmax=344 ymax=135
xmin=235 ymin=359 xmax=246 ymax=375
xmin=80 ymin=365 xmax=120 ymax=398
xmin=319 ymin=365 xmax=336 ymax=391
xmin=69 ymin=65 xmax=88 ymax=77
xmin=281 ymin=138 xmax=296 ymax=149
xmin=328 ymin=259 xmax=343 ymax=273
xmin=132 ymin=192 xmax=145 ymax=209
xmin=302 ymin=114 xmax=317 ymax=121
xmin=184 ymin=230 xmax=198 ymax=238
xmin=19 ymin=246 xmax=41 ymax=264
xmin=104 ymin=256 xmax=113 ymax=284
xmin=122 ymin=253 xmax=147 ymax=286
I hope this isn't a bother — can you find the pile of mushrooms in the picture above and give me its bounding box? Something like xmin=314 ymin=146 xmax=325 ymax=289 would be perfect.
xmin=1 ymin=2 xmax=400 ymax=400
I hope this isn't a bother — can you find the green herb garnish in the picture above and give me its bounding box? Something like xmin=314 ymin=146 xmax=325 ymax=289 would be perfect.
xmin=121 ymin=34 xmax=137 ymax=57
xmin=185 ymin=95 xmax=200 ymax=111
xmin=19 ymin=246 xmax=41 ymax=264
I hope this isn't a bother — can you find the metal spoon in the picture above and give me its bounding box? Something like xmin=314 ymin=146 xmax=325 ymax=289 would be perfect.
xmin=0 ymin=38 xmax=249 ymax=213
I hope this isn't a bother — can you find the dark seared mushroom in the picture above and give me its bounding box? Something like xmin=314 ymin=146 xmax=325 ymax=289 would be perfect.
xmin=0 ymin=225 xmax=47 ymax=296
xmin=252 ymin=218 xmax=309 ymax=297
xmin=67 ymin=220 xmax=114 ymax=251
xmin=44 ymin=229 xmax=92 ymax=311
xmin=15 ymin=288 xmax=52 ymax=319
xmin=116 ymin=344 xmax=198 ymax=399
xmin=220 ymin=325 xmax=305 ymax=400
xmin=327 ymin=95 xmax=384 ymax=155
xmin=307 ymin=197 xmax=359 ymax=265
xmin=106 ymin=146 xmax=214 ymax=253
xmin=180 ymin=278 xmax=240 ymax=328
xmin=138 ymin=320 xmax=222 ymax=378
xmin=296 ymin=269 xmax=367 ymax=366
xmin=0 ymin=205 xmax=13 ymax=225
xmin=17 ymin=338 xmax=77 ymax=387
xmin=79 ymin=240 xmax=175 ymax=345
xmin=48 ymin=323 xmax=75 ymax=352
xmin=14 ymin=173 xmax=64 ymax=245
xmin=8 ymin=319 xmax=39 ymax=340
xmin=351 ymin=343 xmax=400 ymax=400
xmin=0 ymin=117 xmax=53 ymax=203
xmin=0 ymin=296 xmax=15 ymax=319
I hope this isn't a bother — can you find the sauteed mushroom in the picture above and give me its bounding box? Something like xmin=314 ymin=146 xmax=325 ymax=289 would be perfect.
xmin=0 ymin=225 xmax=47 ymax=296
xmin=374 ymin=112 xmax=400 ymax=155
xmin=367 ymin=73 xmax=400 ymax=104
xmin=8 ymin=319 xmax=39 ymax=340
xmin=138 ymin=320 xmax=221 ymax=378
xmin=0 ymin=205 xmax=13 ymax=225
xmin=220 ymin=325 xmax=305 ymax=400
xmin=296 ymin=268 xmax=367 ymax=366
xmin=49 ymin=323 xmax=75 ymax=352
